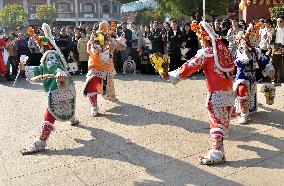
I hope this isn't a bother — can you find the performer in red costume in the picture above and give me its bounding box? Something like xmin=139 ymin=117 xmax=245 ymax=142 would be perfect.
xmin=163 ymin=22 xmax=236 ymax=165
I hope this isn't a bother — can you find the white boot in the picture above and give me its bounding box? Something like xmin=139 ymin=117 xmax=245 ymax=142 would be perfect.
xmin=91 ymin=106 xmax=99 ymax=117
xmin=238 ymin=112 xmax=249 ymax=125
xmin=199 ymin=137 xmax=225 ymax=165
xmin=20 ymin=139 xmax=47 ymax=155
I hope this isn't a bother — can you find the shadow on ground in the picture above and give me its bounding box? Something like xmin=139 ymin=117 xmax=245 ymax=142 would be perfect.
xmin=44 ymin=124 xmax=241 ymax=186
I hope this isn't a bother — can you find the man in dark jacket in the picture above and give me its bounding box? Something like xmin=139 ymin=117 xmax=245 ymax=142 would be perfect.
xmin=167 ymin=20 xmax=183 ymax=70
xmin=57 ymin=28 xmax=73 ymax=60
xmin=149 ymin=21 xmax=164 ymax=54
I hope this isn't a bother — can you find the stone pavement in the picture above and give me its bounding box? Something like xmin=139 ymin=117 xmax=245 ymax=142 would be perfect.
xmin=0 ymin=74 xmax=283 ymax=186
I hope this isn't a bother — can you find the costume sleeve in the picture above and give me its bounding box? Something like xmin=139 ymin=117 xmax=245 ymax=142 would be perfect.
xmin=256 ymin=48 xmax=275 ymax=77
xmin=168 ymin=51 xmax=206 ymax=84
xmin=25 ymin=65 xmax=43 ymax=81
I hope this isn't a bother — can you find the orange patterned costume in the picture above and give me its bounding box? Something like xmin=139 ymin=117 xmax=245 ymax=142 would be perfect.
xmin=83 ymin=21 xmax=125 ymax=117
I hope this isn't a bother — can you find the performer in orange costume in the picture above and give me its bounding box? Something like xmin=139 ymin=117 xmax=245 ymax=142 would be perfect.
xmin=83 ymin=21 xmax=126 ymax=117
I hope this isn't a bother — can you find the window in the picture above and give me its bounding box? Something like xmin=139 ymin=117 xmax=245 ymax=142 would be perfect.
xmin=29 ymin=5 xmax=37 ymax=14
xmin=58 ymin=3 xmax=70 ymax=13
xmin=102 ymin=4 xmax=109 ymax=14
xmin=113 ymin=5 xmax=117 ymax=14
xmin=83 ymin=4 xmax=93 ymax=13
xmin=28 ymin=4 xmax=44 ymax=14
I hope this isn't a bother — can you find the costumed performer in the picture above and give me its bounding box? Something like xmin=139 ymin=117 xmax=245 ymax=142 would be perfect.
xmin=20 ymin=23 xmax=79 ymax=155
xmin=233 ymin=24 xmax=275 ymax=124
xmin=83 ymin=21 xmax=126 ymax=117
xmin=160 ymin=21 xmax=236 ymax=165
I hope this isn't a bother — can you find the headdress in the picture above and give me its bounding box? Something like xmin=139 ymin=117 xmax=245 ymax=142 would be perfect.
xmin=28 ymin=27 xmax=50 ymax=47
xmin=199 ymin=21 xmax=235 ymax=73
xmin=190 ymin=23 xmax=210 ymax=41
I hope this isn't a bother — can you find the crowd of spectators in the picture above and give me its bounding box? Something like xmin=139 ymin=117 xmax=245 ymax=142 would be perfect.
xmin=0 ymin=17 xmax=284 ymax=85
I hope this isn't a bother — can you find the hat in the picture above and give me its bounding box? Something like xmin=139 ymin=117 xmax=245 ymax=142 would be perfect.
xmin=200 ymin=21 xmax=235 ymax=73
xmin=190 ymin=23 xmax=210 ymax=41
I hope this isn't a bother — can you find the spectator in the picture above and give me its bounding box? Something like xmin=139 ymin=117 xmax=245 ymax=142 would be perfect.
xmin=259 ymin=18 xmax=265 ymax=30
xmin=16 ymin=27 xmax=22 ymax=36
xmin=167 ymin=20 xmax=183 ymax=70
xmin=270 ymin=16 xmax=284 ymax=86
xmin=120 ymin=22 xmax=132 ymax=64
xmin=259 ymin=18 xmax=274 ymax=55
xmin=142 ymin=25 xmax=152 ymax=53
xmin=6 ymin=36 xmax=17 ymax=80
xmin=116 ymin=26 xmax=123 ymax=37
xmin=149 ymin=21 xmax=164 ymax=54
xmin=16 ymin=33 xmax=30 ymax=61
xmin=77 ymin=31 xmax=89 ymax=74
xmin=57 ymin=28 xmax=72 ymax=60
xmin=239 ymin=20 xmax=247 ymax=31
xmin=113 ymin=26 xmax=123 ymax=72
xmin=86 ymin=27 xmax=92 ymax=39
xmin=28 ymin=30 xmax=42 ymax=66
xmin=71 ymin=27 xmax=81 ymax=70
xmin=27 ymin=37 xmax=40 ymax=66
xmin=162 ymin=22 xmax=170 ymax=54
xmin=53 ymin=27 xmax=61 ymax=44
xmin=220 ymin=20 xmax=230 ymax=46
xmin=79 ymin=21 xmax=87 ymax=33
xmin=181 ymin=22 xmax=198 ymax=60
xmin=92 ymin=24 xmax=99 ymax=35
xmin=66 ymin=25 xmax=74 ymax=37
xmin=213 ymin=19 xmax=222 ymax=36
xmin=130 ymin=22 xmax=143 ymax=70
xmin=227 ymin=18 xmax=242 ymax=54
xmin=37 ymin=28 xmax=45 ymax=37
xmin=74 ymin=27 xmax=80 ymax=36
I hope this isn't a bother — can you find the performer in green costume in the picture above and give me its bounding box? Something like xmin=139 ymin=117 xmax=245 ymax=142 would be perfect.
xmin=20 ymin=23 xmax=78 ymax=155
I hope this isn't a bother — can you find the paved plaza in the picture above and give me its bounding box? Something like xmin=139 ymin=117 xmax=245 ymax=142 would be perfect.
xmin=0 ymin=74 xmax=283 ymax=186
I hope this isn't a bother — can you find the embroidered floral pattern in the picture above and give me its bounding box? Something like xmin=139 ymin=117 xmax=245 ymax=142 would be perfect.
xmin=50 ymin=99 xmax=74 ymax=117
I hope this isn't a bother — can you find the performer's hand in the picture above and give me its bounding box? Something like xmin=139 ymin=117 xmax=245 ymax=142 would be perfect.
xmin=18 ymin=63 xmax=25 ymax=70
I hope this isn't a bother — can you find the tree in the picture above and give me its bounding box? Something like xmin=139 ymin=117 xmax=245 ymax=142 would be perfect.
xmin=0 ymin=4 xmax=27 ymax=29
xmin=206 ymin=0 xmax=232 ymax=21
xmin=269 ymin=5 xmax=284 ymax=21
xmin=36 ymin=5 xmax=57 ymax=25
xmin=157 ymin=0 xmax=200 ymax=20
xmin=135 ymin=8 xmax=164 ymax=25
xmin=156 ymin=0 xmax=231 ymax=22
